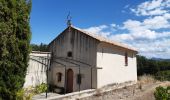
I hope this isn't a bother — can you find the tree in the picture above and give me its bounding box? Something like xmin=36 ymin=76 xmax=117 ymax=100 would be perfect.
xmin=31 ymin=43 xmax=48 ymax=52
xmin=137 ymin=55 xmax=148 ymax=75
xmin=137 ymin=55 xmax=159 ymax=75
xmin=0 ymin=0 xmax=32 ymax=99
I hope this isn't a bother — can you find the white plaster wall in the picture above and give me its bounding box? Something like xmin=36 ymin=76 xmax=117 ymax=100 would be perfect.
xmin=97 ymin=43 xmax=137 ymax=88
xmin=24 ymin=52 xmax=50 ymax=88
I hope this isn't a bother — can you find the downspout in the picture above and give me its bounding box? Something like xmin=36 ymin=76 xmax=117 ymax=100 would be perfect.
xmin=79 ymin=65 xmax=80 ymax=92
xmin=91 ymin=67 xmax=92 ymax=89
xmin=46 ymin=54 xmax=50 ymax=98
xmin=64 ymin=65 xmax=67 ymax=94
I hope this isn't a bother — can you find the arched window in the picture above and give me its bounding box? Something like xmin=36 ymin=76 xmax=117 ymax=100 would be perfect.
xmin=67 ymin=51 xmax=72 ymax=57
xmin=57 ymin=72 xmax=62 ymax=82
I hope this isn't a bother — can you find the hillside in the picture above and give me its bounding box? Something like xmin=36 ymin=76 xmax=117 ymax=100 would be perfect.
xmin=151 ymin=57 xmax=170 ymax=61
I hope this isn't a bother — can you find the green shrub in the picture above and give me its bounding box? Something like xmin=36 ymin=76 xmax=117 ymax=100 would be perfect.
xmin=155 ymin=70 xmax=170 ymax=81
xmin=154 ymin=86 xmax=170 ymax=100
xmin=16 ymin=88 xmax=35 ymax=100
xmin=16 ymin=89 xmax=25 ymax=100
xmin=16 ymin=83 xmax=47 ymax=100
xmin=34 ymin=83 xmax=47 ymax=94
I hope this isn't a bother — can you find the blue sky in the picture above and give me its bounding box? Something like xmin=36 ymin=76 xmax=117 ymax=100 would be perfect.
xmin=30 ymin=0 xmax=144 ymax=44
xmin=30 ymin=0 xmax=170 ymax=58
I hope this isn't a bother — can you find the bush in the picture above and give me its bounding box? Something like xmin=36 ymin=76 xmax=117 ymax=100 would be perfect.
xmin=154 ymin=86 xmax=170 ymax=100
xmin=155 ymin=70 xmax=170 ymax=81
xmin=138 ymin=74 xmax=157 ymax=84
xmin=16 ymin=88 xmax=25 ymax=100
xmin=16 ymin=87 xmax=35 ymax=100
xmin=16 ymin=83 xmax=47 ymax=100
xmin=34 ymin=83 xmax=47 ymax=94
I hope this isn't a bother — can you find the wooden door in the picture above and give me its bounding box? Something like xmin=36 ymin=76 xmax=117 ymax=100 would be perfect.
xmin=66 ymin=69 xmax=73 ymax=93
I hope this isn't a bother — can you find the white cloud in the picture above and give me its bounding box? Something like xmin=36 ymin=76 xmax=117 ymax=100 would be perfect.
xmin=110 ymin=33 xmax=134 ymax=41
xmin=131 ymin=0 xmax=170 ymax=16
xmin=122 ymin=19 xmax=157 ymax=40
xmin=123 ymin=19 xmax=141 ymax=30
xmin=157 ymin=32 xmax=170 ymax=38
xmin=110 ymin=23 xmax=116 ymax=28
xmin=143 ymin=0 xmax=162 ymax=10
xmin=84 ymin=25 xmax=111 ymax=37
xmin=83 ymin=0 xmax=170 ymax=58
xmin=84 ymin=26 xmax=170 ymax=59
xmin=143 ymin=15 xmax=170 ymax=29
xmin=84 ymin=25 xmax=107 ymax=34
xmin=133 ymin=39 xmax=170 ymax=59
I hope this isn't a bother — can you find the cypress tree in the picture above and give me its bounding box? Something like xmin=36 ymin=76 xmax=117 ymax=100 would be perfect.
xmin=0 ymin=0 xmax=32 ymax=99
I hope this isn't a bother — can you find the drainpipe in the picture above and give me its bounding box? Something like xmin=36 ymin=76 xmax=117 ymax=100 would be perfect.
xmin=91 ymin=67 xmax=92 ymax=89
xmin=64 ymin=65 xmax=67 ymax=94
xmin=46 ymin=55 xmax=49 ymax=98
xmin=79 ymin=65 xmax=80 ymax=92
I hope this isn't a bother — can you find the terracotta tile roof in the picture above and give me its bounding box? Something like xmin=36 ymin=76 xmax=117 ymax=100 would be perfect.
xmin=71 ymin=26 xmax=137 ymax=52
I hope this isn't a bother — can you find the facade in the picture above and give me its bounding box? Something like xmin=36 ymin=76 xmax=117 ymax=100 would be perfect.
xmin=97 ymin=42 xmax=137 ymax=88
xmin=24 ymin=51 xmax=50 ymax=88
xmin=48 ymin=26 xmax=137 ymax=93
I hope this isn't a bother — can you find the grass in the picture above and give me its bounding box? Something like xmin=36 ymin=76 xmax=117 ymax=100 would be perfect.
xmin=16 ymin=83 xmax=47 ymax=100
xmin=138 ymin=74 xmax=157 ymax=84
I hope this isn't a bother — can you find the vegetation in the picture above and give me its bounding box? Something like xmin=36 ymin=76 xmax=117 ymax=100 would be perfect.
xmin=34 ymin=83 xmax=47 ymax=94
xmin=154 ymin=86 xmax=170 ymax=100
xmin=0 ymin=0 xmax=32 ymax=99
xmin=155 ymin=70 xmax=170 ymax=81
xmin=16 ymin=83 xmax=47 ymax=100
xmin=137 ymin=55 xmax=170 ymax=81
xmin=31 ymin=43 xmax=48 ymax=52
xmin=138 ymin=74 xmax=157 ymax=84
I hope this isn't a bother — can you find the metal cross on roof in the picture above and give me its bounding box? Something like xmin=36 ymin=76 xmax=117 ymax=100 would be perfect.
xmin=67 ymin=12 xmax=72 ymax=26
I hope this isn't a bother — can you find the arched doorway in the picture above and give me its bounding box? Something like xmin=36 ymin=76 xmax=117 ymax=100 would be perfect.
xmin=66 ymin=69 xmax=73 ymax=93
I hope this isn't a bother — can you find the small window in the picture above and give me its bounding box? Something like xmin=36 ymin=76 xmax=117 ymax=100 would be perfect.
xmin=57 ymin=72 xmax=62 ymax=82
xmin=67 ymin=51 xmax=72 ymax=57
xmin=125 ymin=52 xmax=128 ymax=66
xmin=77 ymin=74 xmax=82 ymax=84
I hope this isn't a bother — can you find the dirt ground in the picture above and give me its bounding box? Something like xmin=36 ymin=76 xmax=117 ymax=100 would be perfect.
xmin=80 ymin=81 xmax=170 ymax=100
xmin=32 ymin=78 xmax=170 ymax=100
